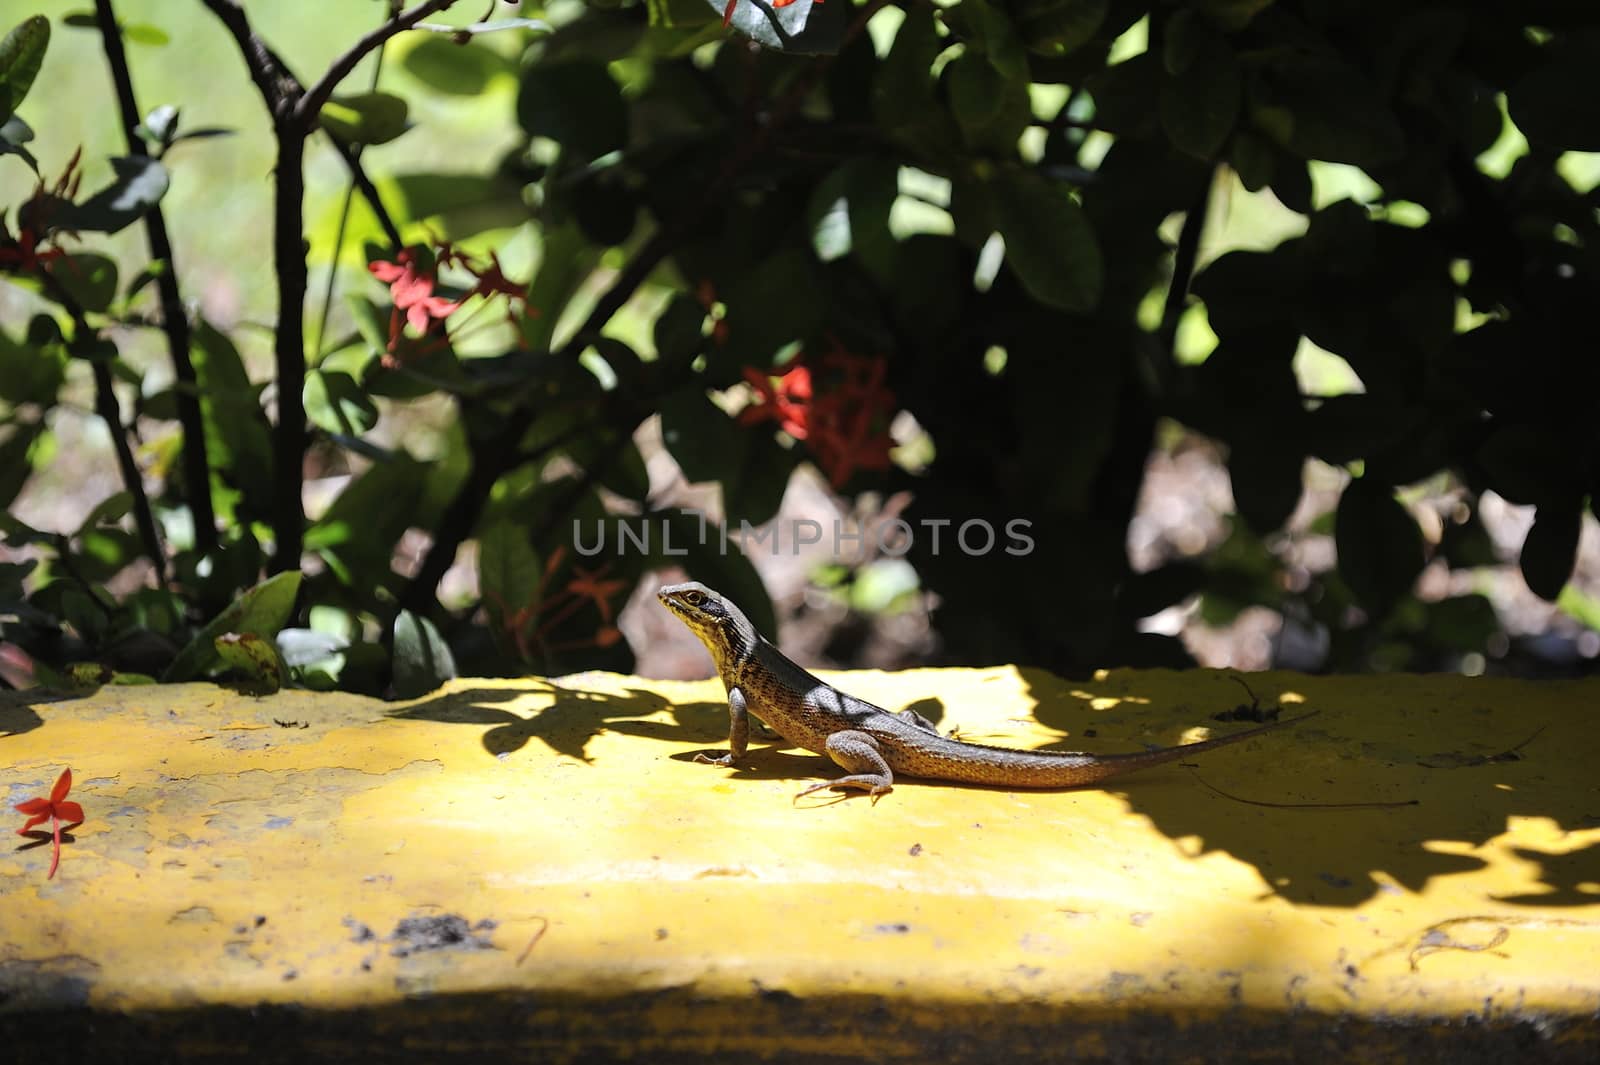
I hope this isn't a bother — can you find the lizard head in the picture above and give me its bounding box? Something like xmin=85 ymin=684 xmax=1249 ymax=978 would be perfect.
xmin=657 ymin=581 xmax=752 ymax=672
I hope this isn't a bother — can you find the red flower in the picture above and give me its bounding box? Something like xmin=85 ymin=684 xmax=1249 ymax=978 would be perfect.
xmin=740 ymin=345 xmax=895 ymax=488
xmin=566 ymin=564 xmax=629 ymax=624
xmin=740 ymin=363 xmax=813 ymax=439
xmin=370 ymin=248 xmax=461 ymax=337
xmin=15 ymin=768 xmax=85 ymax=880
xmin=470 ymin=252 xmax=527 ymax=301
xmin=0 ymin=223 xmax=66 ymax=273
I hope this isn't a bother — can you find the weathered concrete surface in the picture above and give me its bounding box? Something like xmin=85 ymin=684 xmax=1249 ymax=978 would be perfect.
xmin=1 ymin=668 xmax=1597 ymax=1062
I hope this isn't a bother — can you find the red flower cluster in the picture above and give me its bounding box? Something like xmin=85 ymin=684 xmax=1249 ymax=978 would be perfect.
xmin=741 ymin=343 xmax=896 ymax=488
xmin=0 ymin=149 xmax=82 ymax=275
xmin=15 ymin=767 xmax=84 ymax=880
xmin=486 ymin=546 xmax=628 ymax=661
xmin=367 ymin=242 xmax=534 ymax=367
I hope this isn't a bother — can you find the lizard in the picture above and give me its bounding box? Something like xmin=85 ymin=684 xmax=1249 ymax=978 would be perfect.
xmin=658 ymin=581 xmax=1318 ymax=800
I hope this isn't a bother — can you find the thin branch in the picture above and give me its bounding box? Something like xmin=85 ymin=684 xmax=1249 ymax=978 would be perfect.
xmin=93 ymin=0 xmax=218 ymax=557
xmin=1157 ymin=164 xmax=1216 ymax=360
xmin=195 ymin=0 xmax=300 ymax=119
xmin=266 ymin=131 xmax=309 ymax=574
xmin=36 ymin=271 xmax=166 ymax=580
xmin=293 ymin=0 xmax=462 ymax=130
xmin=1188 ymin=772 xmax=1420 ymax=810
xmin=198 ymin=0 xmax=313 ymax=572
xmin=328 ymin=136 xmax=405 ymax=248
xmin=315 ymin=22 xmax=399 ymax=363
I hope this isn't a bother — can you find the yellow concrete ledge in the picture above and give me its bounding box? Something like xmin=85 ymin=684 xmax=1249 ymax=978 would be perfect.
xmin=2 ymin=668 xmax=1597 ymax=1062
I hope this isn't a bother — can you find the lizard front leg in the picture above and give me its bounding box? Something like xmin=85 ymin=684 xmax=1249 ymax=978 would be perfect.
xmin=795 ymin=730 xmax=894 ymax=801
xmin=694 ymin=685 xmax=750 ymax=767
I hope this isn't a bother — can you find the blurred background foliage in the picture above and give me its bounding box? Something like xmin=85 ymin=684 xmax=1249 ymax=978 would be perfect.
xmin=3 ymin=0 xmax=1600 ymax=696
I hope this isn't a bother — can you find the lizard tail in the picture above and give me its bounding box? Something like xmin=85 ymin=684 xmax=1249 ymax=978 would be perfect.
xmin=898 ymin=710 xmax=1320 ymax=788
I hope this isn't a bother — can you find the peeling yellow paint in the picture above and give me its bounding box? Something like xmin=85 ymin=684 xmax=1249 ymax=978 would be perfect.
xmin=1 ymin=668 xmax=1598 ymax=1054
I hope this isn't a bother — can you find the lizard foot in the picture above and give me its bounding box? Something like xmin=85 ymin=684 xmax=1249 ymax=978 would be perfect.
xmin=694 ymin=751 xmax=737 ymax=767
xmin=793 ymin=776 xmax=893 ymax=804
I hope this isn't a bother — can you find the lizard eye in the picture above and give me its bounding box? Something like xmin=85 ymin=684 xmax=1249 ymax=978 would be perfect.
xmin=682 ymin=589 xmax=704 ymax=606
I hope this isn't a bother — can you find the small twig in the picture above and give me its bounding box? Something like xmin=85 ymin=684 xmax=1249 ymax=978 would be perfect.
xmin=1417 ymin=725 xmax=1548 ymax=769
xmin=93 ymin=0 xmax=218 ymax=557
xmin=294 ymin=0 xmax=462 ymax=130
xmin=327 ymin=136 xmax=404 ymax=248
xmin=1189 ymin=772 xmax=1419 ymax=810
xmin=514 ymin=915 xmax=549 ymax=965
xmin=1157 ymin=164 xmax=1216 ymax=361
xmin=314 ymin=8 xmax=399 ymax=363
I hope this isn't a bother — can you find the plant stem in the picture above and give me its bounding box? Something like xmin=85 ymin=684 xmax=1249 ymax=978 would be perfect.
xmin=35 ymin=269 xmax=167 ymax=580
xmin=92 ymin=0 xmax=218 ymax=557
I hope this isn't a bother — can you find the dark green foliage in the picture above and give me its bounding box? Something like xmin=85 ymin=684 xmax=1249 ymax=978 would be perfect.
xmin=3 ymin=1 xmax=1600 ymax=693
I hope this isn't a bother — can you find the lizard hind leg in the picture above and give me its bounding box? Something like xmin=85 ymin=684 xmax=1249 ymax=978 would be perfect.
xmin=795 ymin=730 xmax=895 ymax=802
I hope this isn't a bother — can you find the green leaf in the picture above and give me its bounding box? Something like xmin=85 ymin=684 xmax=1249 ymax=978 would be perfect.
xmin=0 ymin=15 xmax=49 ymax=125
xmin=162 ymin=571 xmax=303 ymax=681
xmin=872 ymin=5 xmax=942 ymax=131
xmin=1475 ymin=424 xmax=1573 ymax=506
xmin=0 ymin=420 xmax=43 ymax=509
xmin=658 ymin=389 xmax=794 ymax=527
xmin=306 ymin=453 xmax=425 ymax=587
xmin=947 ymin=53 xmax=1009 ymax=146
xmin=988 ymin=168 xmax=1104 ymax=313
xmin=1521 ymin=495 xmax=1582 ymax=601
xmin=400 ymin=34 xmax=511 ymax=96
xmin=1424 ymin=595 xmax=1498 ymax=654
xmin=0 ymin=113 xmax=38 ymax=173
xmin=122 ymin=23 xmax=169 ymax=47
xmin=1228 ymin=130 xmax=1274 ymax=191
xmin=54 ymin=156 xmax=169 ymax=234
xmin=1160 ymin=21 xmax=1240 ymax=159
xmin=947 ymin=0 xmax=1029 ymax=82
xmin=319 ymin=91 xmax=411 ymax=146
xmin=1334 ymin=480 xmax=1424 ymax=617
xmin=44 ymin=252 xmax=118 ymax=312
xmin=392 ymin=609 xmax=456 ymax=699
xmin=1253 ymin=56 xmax=1405 ymax=169
xmin=304 ymin=370 xmax=379 ymax=436
xmin=1014 ymin=0 xmax=1107 ymax=57
xmin=478 ymin=521 xmax=542 ymax=621
xmin=1227 ymin=441 xmax=1304 ymax=535
xmin=652 ymin=295 xmax=708 ymax=364
xmin=523 ymin=222 xmax=598 ymax=351
xmin=517 ymin=60 xmax=626 ymax=159
xmin=192 ymin=320 xmax=273 ymax=507
xmin=77 ymin=491 xmax=132 ymax=535
xmin=0 ymin=326 xmax=64 ymax=405
xmin=1305 ymin=394 xmax=1416 ymax=466
xmin=805 ymin=158 xmax=898 ymax=275
xmin=214 ymin=631 xmax=288 ymax=694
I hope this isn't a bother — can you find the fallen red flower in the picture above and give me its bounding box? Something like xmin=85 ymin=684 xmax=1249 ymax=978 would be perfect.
xmin=15 ymin=767 xmax=84 ymax=880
